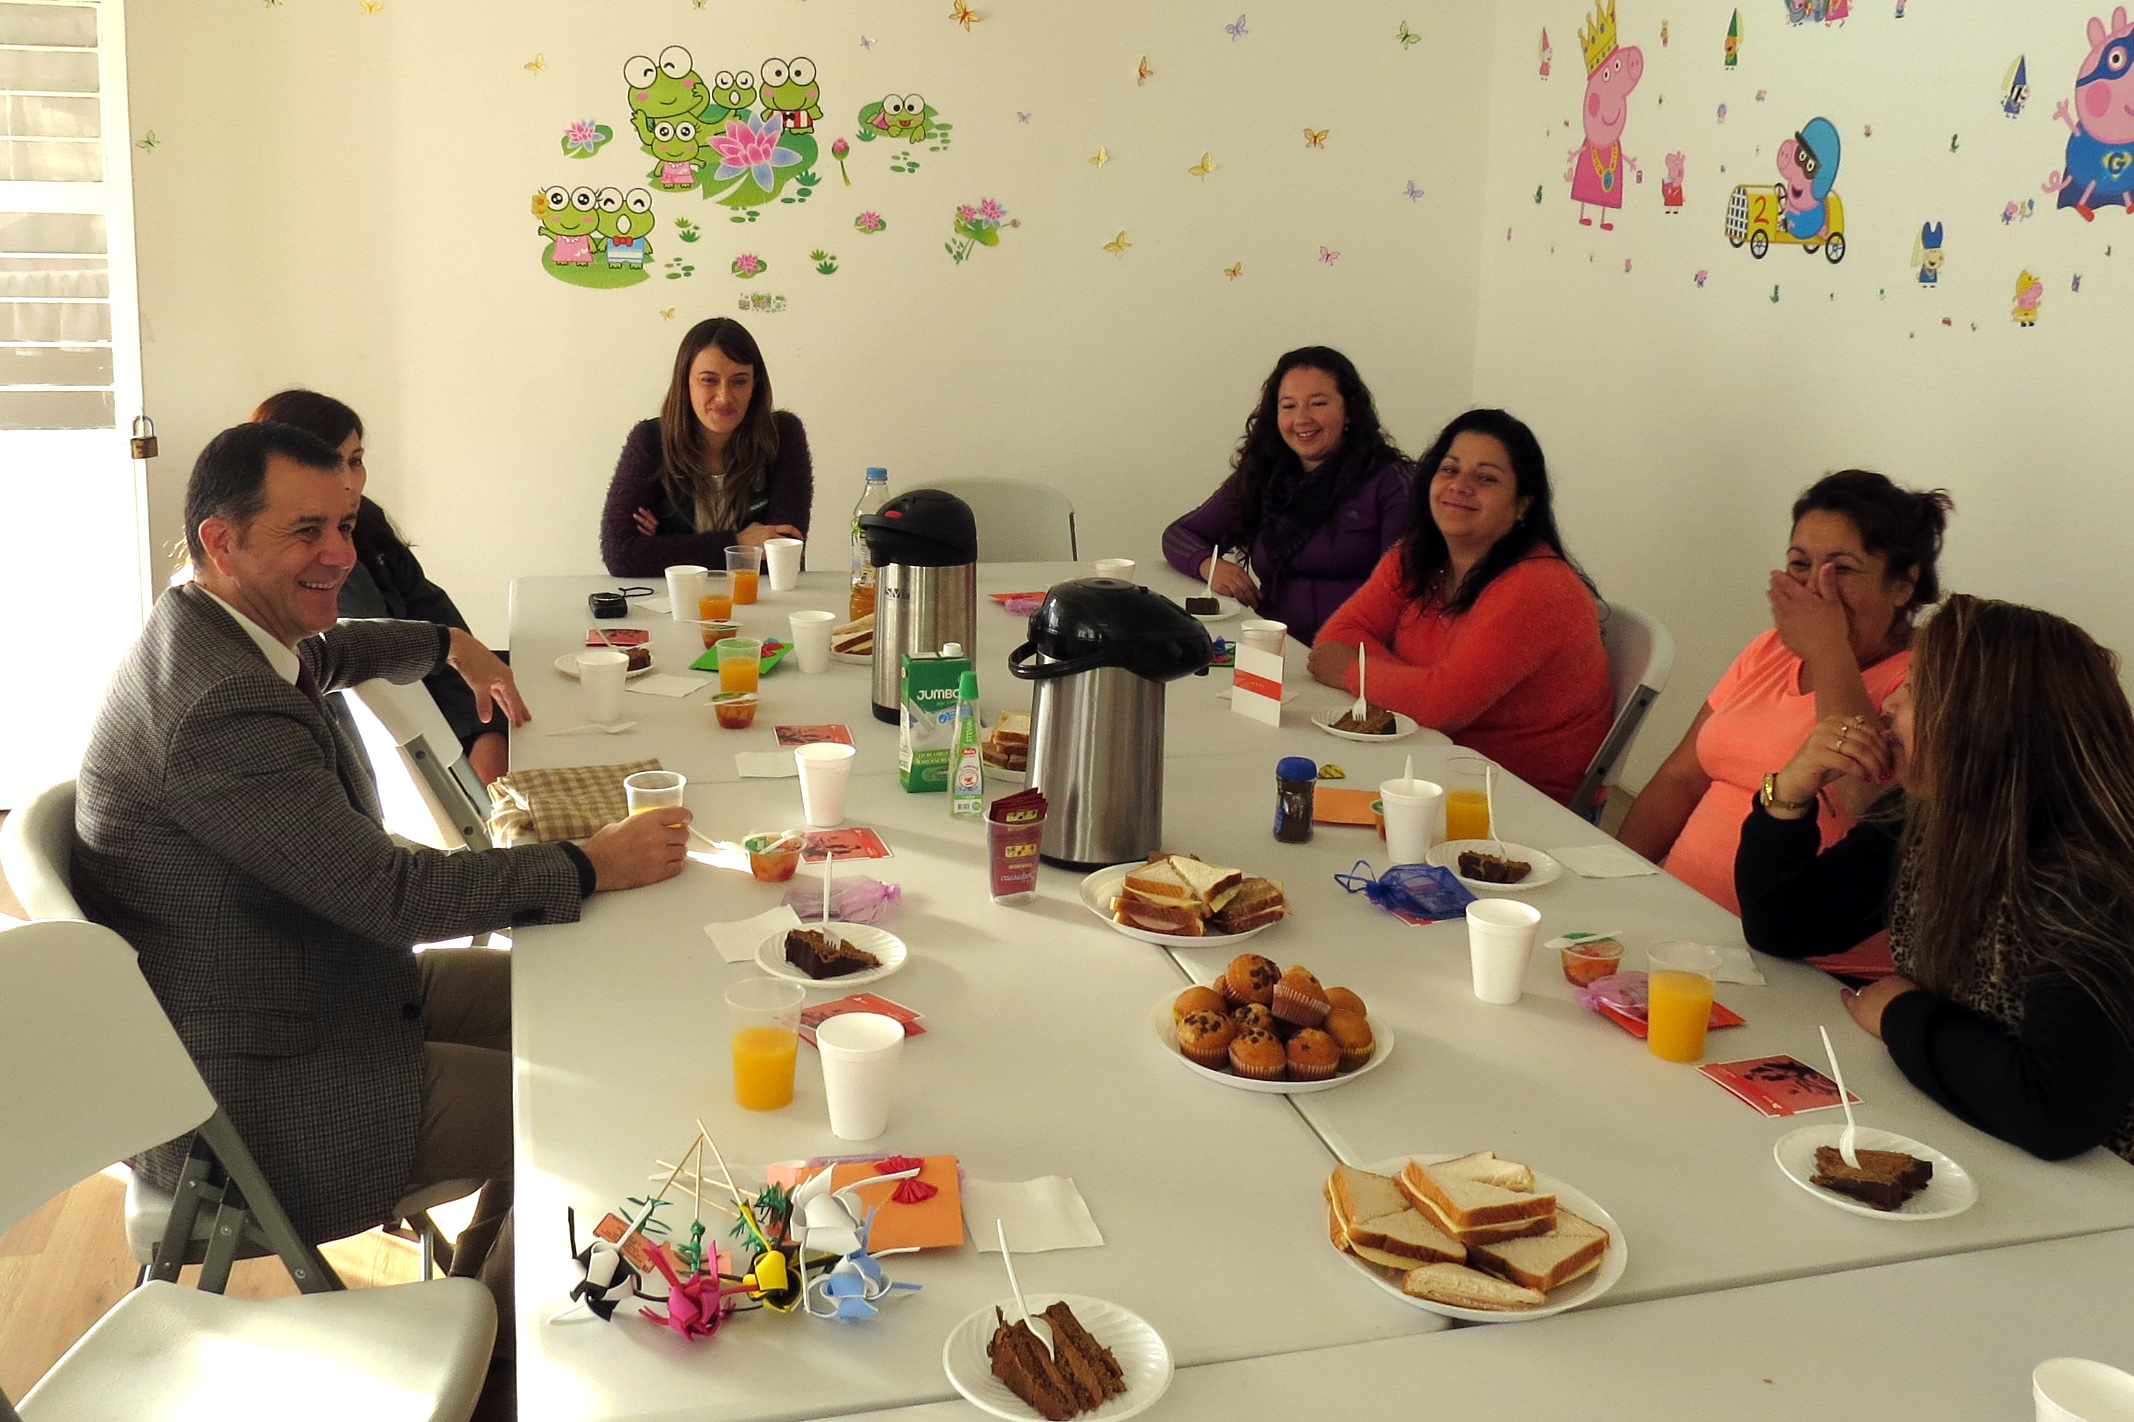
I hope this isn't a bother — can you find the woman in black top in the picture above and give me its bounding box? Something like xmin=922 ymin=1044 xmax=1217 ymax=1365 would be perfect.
xmin=251 ymin=389 xmax=514 ymax=785
xmin=1737 ymin=594 xmax=2134 ymax=1162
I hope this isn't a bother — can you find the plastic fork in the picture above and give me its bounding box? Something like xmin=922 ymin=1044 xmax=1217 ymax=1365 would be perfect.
xmin=1352 ymin=644 xmax=1369 ymax=723
xmin=995 ymin=1219 xmax=1052 ymax=1358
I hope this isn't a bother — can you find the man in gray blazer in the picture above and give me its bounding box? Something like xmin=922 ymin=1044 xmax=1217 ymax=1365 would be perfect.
xmin=73 ymin=421 xmax=689 ymax=1310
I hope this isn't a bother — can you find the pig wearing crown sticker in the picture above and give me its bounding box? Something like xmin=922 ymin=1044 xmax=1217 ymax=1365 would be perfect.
xmin=1565 ymin=0 xmax=1644 ymax=230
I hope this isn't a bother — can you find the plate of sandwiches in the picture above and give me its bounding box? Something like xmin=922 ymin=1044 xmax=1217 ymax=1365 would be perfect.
xmin=1079 ymin=854 xmax=1290 ymax=945
xmin=754 ymin=923 xmax=908 ymax=988
xmin=1772 ymin=1124 xmax=1977 ymax=1221
xmin=1325 ymin=1153 xmax=1627 ymax=1322
xmin=981 ymin=710 xmax=1029 ymax=784
xmin=830 ymin=614 xmax=874 ymax=664
xmin=1427 ymin=840 xmax=1563 ymax=893
xmin=1180 ymin=593 xmax=1240 ymax=623
xmin=942 ymin=1291 xmax=1173 ymax=1421
xmin=1310 ymin=705 xmax=1428 ymax=742
xmin=554 ymin=648 xmax=656 ymax=679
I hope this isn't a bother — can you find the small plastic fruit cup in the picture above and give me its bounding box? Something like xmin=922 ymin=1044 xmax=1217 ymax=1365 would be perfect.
xmin=699 ymin=618 xmax=740 ymax=649
xmin=1551 ymin=933 xmax=1627 ymax=987
xmin=711 ymin=691 xmax=760 ymax=730
xmin=744 ymin=831 xmax=804 ymax=882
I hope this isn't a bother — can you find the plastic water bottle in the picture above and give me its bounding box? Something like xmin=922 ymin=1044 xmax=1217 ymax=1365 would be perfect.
xmin=849 ymin=466 xmax=890 ymax=622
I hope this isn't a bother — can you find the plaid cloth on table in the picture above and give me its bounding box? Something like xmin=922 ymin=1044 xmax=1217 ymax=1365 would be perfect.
xmin=489 ymin=758 xmax=663 ymax=844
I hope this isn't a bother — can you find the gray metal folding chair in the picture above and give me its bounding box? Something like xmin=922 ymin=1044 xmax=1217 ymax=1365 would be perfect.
xmin=1570 ymin=601 xmax=1677 ymax=823
xmin=0 ymin=918 xmax=494 ymax=1422
xmin=925 ymin=477 xmax=1079 ymax=561
xmin=344 ymin=677 xmax=494 ymax=852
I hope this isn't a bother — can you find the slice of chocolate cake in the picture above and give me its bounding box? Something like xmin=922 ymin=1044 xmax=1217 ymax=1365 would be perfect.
xmin=1184 ymin=595 xmax=1220 ymax=616
xmin=784 ymin=927 xmax=881 ymax=980
xmin=1040 ymin=1301 xmax=1128 ymax=1412
xmin=1458 ymin=850 xmax=1532 ymax=884
xmin=1331 ymin=705 xmax=1396 ymax=735
xmin=986 ymin=1309 xmax=1080 ymax=1421
xmin=1811 ymin=1145 xmax=1933 ymax=1211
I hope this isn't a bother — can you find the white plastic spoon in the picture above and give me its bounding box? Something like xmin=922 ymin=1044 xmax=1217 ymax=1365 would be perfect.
xmin=1819 ymin=1024 xmax=1862 ymax=1168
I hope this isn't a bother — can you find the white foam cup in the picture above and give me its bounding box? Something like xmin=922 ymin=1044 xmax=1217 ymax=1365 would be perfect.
xmin=2036 ymin=1358 xmax=2134 ymax=1422
xmin=816 ymin=1011 xmax=905 ymax=1141
xmin=789 ymin=610 xmax=836 ymax=674
xmin=576 ymin=649 xmax=629 ymax=723
xmin=1466 ymin=898 xmax=1543 ymax=1005
xmin=664 ymin=564 xmax=708 ymax=622
xmin=1238 ymin=619 xmax=1287 ymax=654
xmin=764 ymin=537 xmax=804 ymax=591
xmin=1379 ymin=777 xmax=1443 ymax=866
xmin=1092 ymin=558 xmax=1136 ymax=580
xmin=796 ymin=741 xmax=858 ymax=826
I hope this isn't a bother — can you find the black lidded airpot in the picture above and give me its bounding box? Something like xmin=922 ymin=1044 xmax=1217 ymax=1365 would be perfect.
xmin=860 ymin=489 xmax=978 ymax=724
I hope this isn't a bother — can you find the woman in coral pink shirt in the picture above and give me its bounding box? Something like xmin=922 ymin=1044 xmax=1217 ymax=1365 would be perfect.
xmin=1308 ymin=409 xmax=1611 ymax=805
xmin=1618 ymin=470 xmax=1954 ymax=915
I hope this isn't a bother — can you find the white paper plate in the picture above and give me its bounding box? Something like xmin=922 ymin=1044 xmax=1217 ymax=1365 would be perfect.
xmin=1147 ymin=991 xmax=1391 ymax=1094
xmin=1077 ymin=864 xmax=1281 ymax=948
xmin=1185 ymin=594 xmax=1240 ymax=623
xmin=1341 ymin=1154 xmax=1629 ymax=1323
xmin=1310 ymin=708 xmax=1433 ymax=743
xmin=1773 ymin=1124 xmax=1977 ymax=1221
xmin=830 ymin=649 xmax=873 ymax=665
xmin=752 ymin=923 xmax=908 ymax=988
xmin=1427 ymin=840 xmax=1564 ymax=893
xmin=554 ymin=652 xmax=656 ymax=680
xmin=942 ymin=1292 xmax=1173 ymax=1422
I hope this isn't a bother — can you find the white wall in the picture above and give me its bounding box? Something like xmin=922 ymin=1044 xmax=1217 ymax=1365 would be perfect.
xmin=125 ymin=0 xmax=1492 ymax=646
xmin=1476 ymin=1 xmax=2134 ymax=787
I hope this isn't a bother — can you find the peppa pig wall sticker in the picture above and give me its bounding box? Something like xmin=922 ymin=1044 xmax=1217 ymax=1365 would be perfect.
xmin=2044 ymin=8 xmax=2134 ymax=220
xmin=1565 ymin=0 xmax=1644 ymax=230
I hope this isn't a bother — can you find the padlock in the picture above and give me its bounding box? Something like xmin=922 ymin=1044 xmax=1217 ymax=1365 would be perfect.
xmin=129 ymin=415 xmax=159 ymax=460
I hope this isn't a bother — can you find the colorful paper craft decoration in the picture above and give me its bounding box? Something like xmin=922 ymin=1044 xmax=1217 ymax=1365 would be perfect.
xmin=768 ymin=1154 xmax=965 ymax=1251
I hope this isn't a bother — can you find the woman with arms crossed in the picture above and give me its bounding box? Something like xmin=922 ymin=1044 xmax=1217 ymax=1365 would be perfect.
xmin=1738 ymin=596 xmax=2134 ymax=1161
xmin=601 ymin=317 xmax=811 ymax=577
xmin=1161 ymin=346 xmax=1411 ymax=644
xmin=1306 ymin=408 xmax=1611 ymax=805
xmin=1619 ymin=471 xmax=1953 ymax=917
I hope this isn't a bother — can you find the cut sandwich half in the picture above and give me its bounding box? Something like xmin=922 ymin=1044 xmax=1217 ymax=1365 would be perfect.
xmin=1121 ymin=857 xmax=1202 ymax=909
xmin=1466 ymin=1207 xmax=1609 ymax=1294
xmin=1113 ymin=895 xmax=1205 ymax=937
xmin=1429 ymin=1150 xmax=1538 ymax=1193
xmin=1399 ymin=1262 xmax=1546 ymax=1312
xmin=1404 ymin=1190 xmax=1556 ymax=1246
xmin=1397 ymin=1157 xmax=1557 ymax=1234
xmin=1359 ymin=1209 xmax=1465 ymax=1265
xmin=1212 ymin=877 xmax=1289 ymax=934
xmin=1326 ymin=1164 xmax=1407 ymax=1231
xmin=1168 ymin=854 xmax=1243 ymax=912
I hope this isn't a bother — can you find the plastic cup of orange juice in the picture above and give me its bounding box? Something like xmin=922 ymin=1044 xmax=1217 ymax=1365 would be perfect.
xmin=699 ymin=572 xmax=734 ymax=624
xmin=1444 ymin=755 xmax=1494 ymax=842
xmin=717 ymin=637 xmax=763 ymax=693
xmin=726 ymin=546 xmax=763 ymax=605
xmin=725 ymin=977 xmax=806 ymax=1111
xmin=1646 ymin=940 xmax=1722 ymax=1062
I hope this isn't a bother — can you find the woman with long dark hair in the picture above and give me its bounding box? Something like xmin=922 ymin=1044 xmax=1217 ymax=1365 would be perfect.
xmin=1307 ymin=408 xmax=1611 ymax=804
xmin=1738 ymin=595 xmax=2134 ymax=1161
xmin=1161 ymin=346 xmax=1411 ymax=642
xmin=250 ymin=389 xmax=514 ymax=784
xmin=600 ymin=317 xmax=812 ymax=577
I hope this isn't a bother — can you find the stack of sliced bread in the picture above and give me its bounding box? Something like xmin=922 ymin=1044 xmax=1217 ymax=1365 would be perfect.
xmin=1324 ymin=1153 xmax=1610 ymax=1311
xmin=983 ymin=710 xmax=1030 ymax=772
xmin=1111 ymin=853 xmax=1288 ymax=938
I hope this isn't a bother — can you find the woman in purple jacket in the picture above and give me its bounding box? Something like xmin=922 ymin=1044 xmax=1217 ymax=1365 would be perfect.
xmin=600 ymin=317 xmax=813 ymax=577
xmin=1161 ymin=346 xmax=1412 ymax=642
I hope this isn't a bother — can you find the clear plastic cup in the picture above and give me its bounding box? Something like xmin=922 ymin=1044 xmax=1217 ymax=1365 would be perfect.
xmin=1646 ymin=940 xmax=1723 ymax=1062
xmin=623 ymin=769 xmax=685 ymax=815
xmin=725 ymin=977 xmax=806 ymax=1111
xmin=717 ymin=636 xmax=763 ymax=694
xmin=1443 ymin=755 xmax=1494 ymax=842
xmin=726 ymin=545 xmax=763 ymax=605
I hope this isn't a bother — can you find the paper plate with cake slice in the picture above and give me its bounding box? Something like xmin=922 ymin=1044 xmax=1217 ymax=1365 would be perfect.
xmin=1183 ymin=594 xmax=1240 ymax=623
xmin=942 ymin=1291 xmax=1172 ymax=1421
xmin=1077 ymin=858 xmax=1288 ymax=948
xmin=1147 ymin=991 xmax=1393 ymax=1095
xmin=1773 ymin=1124 xmax=1977 ymax=1221
xmin=1332 ymin=1153 xmax=1629 ymax=1323
xmin=1310 ymin=707 xmax=1435 ymax=743
xmin=754 ymin=923 xmax=908 ymax=988
xmin=553 ymin=652 xmax=658 ymax=680
xmin=1427 ymin=840 xmax=1563 ymax=893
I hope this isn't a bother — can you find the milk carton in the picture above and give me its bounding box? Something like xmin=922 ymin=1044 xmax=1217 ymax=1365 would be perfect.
xmin=898 ymin=642 xmax=972 ymax=792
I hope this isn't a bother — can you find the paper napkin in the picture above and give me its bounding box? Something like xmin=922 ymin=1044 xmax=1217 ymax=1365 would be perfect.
xmin=638 ymin=596 xmax=671 ymax=614
xmin=1714 ymin=943 xmax=1768 ymax=987
xmin=704 ymin=905 xmax=802 ymax=964
xmin=963 ymin=1176 xmax=1105 ymax=1253
xmin=1552 ymin=842 xmax=1662 ymax=879
xmin=736 ymin=751 xmax=800 ymax=778
xmin=627 ymin=672 xmax=711 ymax=699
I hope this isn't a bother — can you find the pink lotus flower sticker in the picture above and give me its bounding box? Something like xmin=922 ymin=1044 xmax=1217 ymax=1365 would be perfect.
xmin=831 ymin=136 xmax=852 ymax=184
xmin=731 ymin=253 xmax=766 ymax=278
xmin=709 ymin=113 xmax=801 ymax=191
xmin=854 ymin=210 xmax=887 ymax=234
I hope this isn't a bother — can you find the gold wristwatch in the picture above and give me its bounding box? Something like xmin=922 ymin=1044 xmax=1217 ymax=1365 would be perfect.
xmin=1760 ymin=773 xmax=1816 ymax=813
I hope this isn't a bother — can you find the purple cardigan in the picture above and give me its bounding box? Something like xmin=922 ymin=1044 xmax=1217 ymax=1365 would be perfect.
xmin=1161 ymin=453 xmax=1413 ymax=642
xmin=599 ymin=411 xmax=814 ymax=577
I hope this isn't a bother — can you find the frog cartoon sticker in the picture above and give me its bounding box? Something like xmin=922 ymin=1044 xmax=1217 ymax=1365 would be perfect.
xmin=858 ymin=93 xmax=936 ymax=144
xmin=598 ymin=188 xmax=657 ymax=269
xmin=2043 ymin=8 xmax=2134 ymax=220
xmin=759 ymin=57 xmax=822 ymax=134
xmin=647 ymin=117 xmax=706 ymax=190
xmin=537 ymin=184 xmax=599 ymax=267
xmin=709 ymin=69 xmax=758 ymax=126
xmin=624 ymin=47 xmax=709 ymax=149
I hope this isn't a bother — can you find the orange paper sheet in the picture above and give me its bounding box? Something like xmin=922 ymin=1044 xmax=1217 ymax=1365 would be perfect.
xmin=1314 ymin=786 xmax=1379 ymax=825
xmin=767 ymin=1154 xmax=964 ymax=1251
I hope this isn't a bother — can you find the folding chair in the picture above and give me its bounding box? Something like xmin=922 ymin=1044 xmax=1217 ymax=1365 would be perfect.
xmin=925 ymin=477 xmax=1079 ymax=562
xmin=1569 ymin=601 xmax=1677 ymax=823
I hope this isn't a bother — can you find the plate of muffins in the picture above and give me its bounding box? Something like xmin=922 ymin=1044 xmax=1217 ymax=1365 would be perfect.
xmin=1151 ymin=954 xmax=1392 ymax=1095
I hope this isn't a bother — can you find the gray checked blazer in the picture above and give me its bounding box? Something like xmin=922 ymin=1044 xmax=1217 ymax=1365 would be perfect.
xmin=73 ymin=583 xmax=585 ymax=1244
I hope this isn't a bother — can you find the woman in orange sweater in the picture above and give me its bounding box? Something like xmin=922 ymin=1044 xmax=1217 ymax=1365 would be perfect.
xmin=1308 ymin=409 xmax=1612 ymax=804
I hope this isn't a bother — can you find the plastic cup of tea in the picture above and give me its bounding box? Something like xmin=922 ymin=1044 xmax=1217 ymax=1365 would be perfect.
xmin=623 ymin=769 xmax=686 ymax=816
xmin=725 ymin=977 xmax=806 ymax=1111
xmin=1466 ymin=899 xmax=1542 ymax=1004
xmin=1646 ymin=940 xmax=1723 ymax=1063
xmin=665 ymin=564 xmax=707 ymax=623
xmin=763 ymin=536 xmax=804 ymax=592
xmin=789 ymin=611 xmax=835 ymax=673
xmin=576 ymin=649 xmax=629 ymax=724
xmin=796 ymin=742 xmax=858 ymax=826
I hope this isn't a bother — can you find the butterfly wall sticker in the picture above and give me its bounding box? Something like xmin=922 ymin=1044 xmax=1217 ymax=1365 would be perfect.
xmin=1089 ymin=147 xmax=1110 ymax=169
xmin=1318 ymin=246 xmax=1340 ymax=265
xmin=1224 ymin=262 xmax=1244 ymax=279
xmin=524 ymin=53 xmax=547 ymax=74
xmin=1402 ymin=181 xmax=1424 ymax=200
xmin=950 ymin=0 xmax=980 ymax=31
xmin=1397 ymin=20 xmax=1421 ymax=48
xmin=1303 ymin=128 xmax=1329 ymax=148
xmin=1104 ymin=231 xmax=1132 ymax=256
xmin=1137 ymin=56 xmax=1155 ymax=85
xmin=1189 ymin=153 xmax=1216 ymax=180
xmin=1225 ymin=14 xmax=1248 ymax=40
